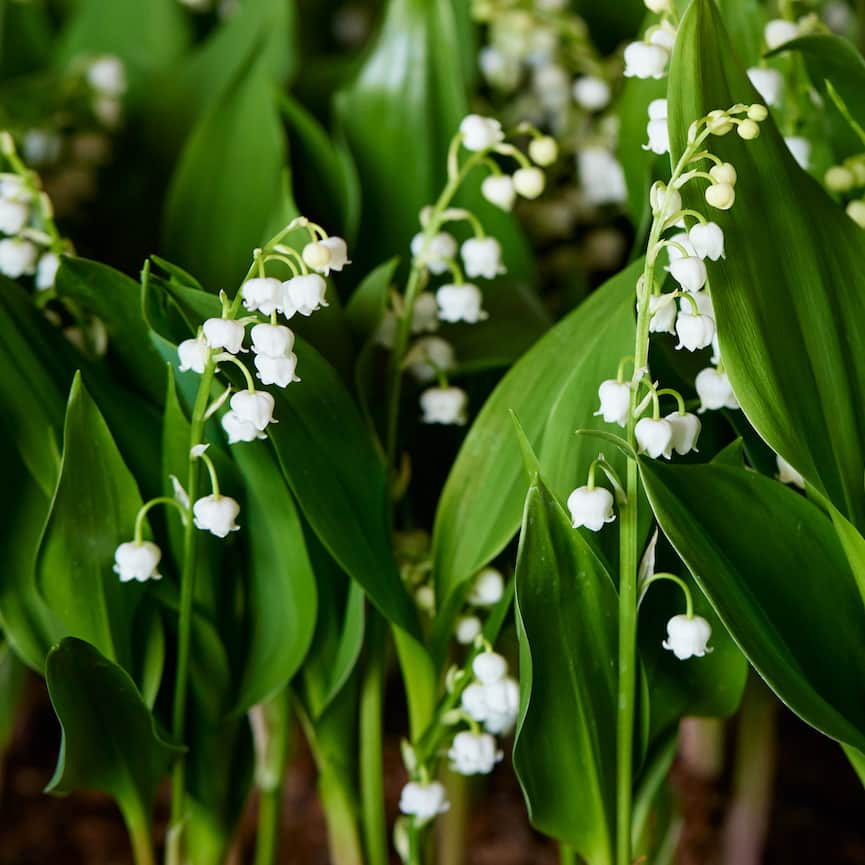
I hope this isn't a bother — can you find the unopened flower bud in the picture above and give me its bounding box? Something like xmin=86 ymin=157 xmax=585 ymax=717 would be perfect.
xmin=529 ymin=136 xmax=558 ymax=167
xmin=747 ymin=103 xmax=768 ymax=121
xmin=825 ymin=165 xmax=856 ymax=193
xmin=846 ymin=199 xmax=865 ymax=227
xmin=468 ymin=567 xmax=505 ymax=607
xmin=513 ymin=166 xmax=545 ymax=199
xmin=481 ymin=174 xmax=516 ymax=211
xmin=455 ymin=616 xmax=482 ymax=644
xmin=709 ymin=162 xmax=737 ymax=185
xmin=706 ymin=110 xmax=734 ymax=135
xmin=705 ymin=183 xmax=735 ymax=210
xmin=737 ymin=118 xmax=760 ymax=140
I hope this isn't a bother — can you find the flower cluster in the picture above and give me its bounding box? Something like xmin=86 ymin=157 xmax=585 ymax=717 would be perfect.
xmin=568 ymin=102 xmax=767 ymax=542
xmin=113 ymin=220 xmax=348 ymax=583
xmin=623 ymin=1 xmax=677 ymax=81
xmin=399 ymin=114 xmax=551 ymax=426
xmin=0 ymin=133 xmax=64 ymax=290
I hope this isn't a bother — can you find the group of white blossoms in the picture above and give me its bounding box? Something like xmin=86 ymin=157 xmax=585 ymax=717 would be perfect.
xmin=399 ymin=647 xmax=519 ymax=824
xmin=113 ymin=224 xmax=349 ymax=584
xmin=408 ymin=113 xmax=554 ymax=427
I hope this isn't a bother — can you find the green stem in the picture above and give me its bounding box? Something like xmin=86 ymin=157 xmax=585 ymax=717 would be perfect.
xmin=559 ymin=844 xmax=578 ymax=865
xmin=438 ymin=772 xmax=470 ymax=865
xmin=124 ymin=803 xmax=157 ymax=865
xmin=254 ymin=788 xmax=282 ymax=865
xmin=319 ymin=766 xmax=366 ymax=865
xmin=166 ymin=359 xmax=217 ymax=864
xmin=359 ymin=611 xmax=388 ymax=865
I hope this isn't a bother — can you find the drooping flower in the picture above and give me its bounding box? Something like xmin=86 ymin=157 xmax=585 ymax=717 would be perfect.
xmin=461 ymin=237 xmax=504 ymax=280
xmin=664 ymin=412 xmax=701 ymax=457
xmin=747 ymin=67 xmax=783 ymax=106
xmin=648 ymin=293 xmax=677 ymax=334
xmin=481 ymin=175 xmax=516 ymax=211
xmin=459 ymin=115 xmax=504 ymax=152
xmin=695 ymin=367 xmax=739 ymax=412
xmin=113 ymin=540 xmax=162 ymax=582
xmin=468 ymin=566 xmax=505 ymax=607
xmin=785 ymin=136 xmax=811 ymax=169
xmin=513 ymin=167 xmax=545 ymax=199
xmin=675 ymin=310 xmax=715 ymax=351
xmin=251 ymin=323 xmax=294 ymax=357
xmin=481 ymin=677 xmax=520 ymax=734
xmin=411 ymin=231 xmax=458 ymax=275
xmin=254 ymin=353 xmax=300 ymax=387
xmin=86 ymin=55 xmax=127 ymax=96
xmin=203 ymin=318 xmax=245 ymax=354
xmin=285 ymin=273 xmax=328 ymax=316
xmin=528 ymin=136 xmax=558 ymax=167
xmin=0 ymin=199 xmax=28 ymax=234
xmin=595 ymin=379 xmax=631 ymax=427
xmin=399 ymin=781 xmax=450 ymax=822
xmin=455 ymin=616 xmax=482 ymax=645
xmin=688 ymin=222 xmax=725 ymax=260
xmin=406 ymin=336 xmax=455 ymax=382
xmin=644 ymin=98 xmax=670 ymax=155
xmin=573 ymin=76 xmax=611 ymax=111
xmin=436 ymin=283 xmax=487 ymax=323
xmin=473 ymin=651 xmax=508 ymax=684
xmin=567 ymin=486 xmax=615 ymax=531
xmin=764 ymin=18 xmax=799 ymax=50
xmin=411 ymin=292 xmax=441 ymax=333
xmin=0 ymin=237 xmax=38 ymax=278
xmin=230 ymin=390 xmax=276 ymax=431
xmin=420 ymin=386 xmax=468 ymax=425
xmin=222 ymin=410 xmax=265 ymax=444
xmin=448 ymin=731 xmax=502 ymax=776
xmin=663 ymin=614 xmax=713 ymax=660
xmin=578 ymin=147 xmax=627 ymax=205
xmin=623 ymin=41 xmax=669 ymax=79
xmin=635 ymin=417 xmax=674 ymax=459
xmin=668 ymin=256 xmax=708 ymax=292
xmin=178 ymin=336 xmax=211 ymax=374
xmin=242 ymin=277 xmax=283 ymax=316
xmin=776 ymin=454 xmax=806 ymax=489
xmin=193 ymin=494 xmax=241 ymax=538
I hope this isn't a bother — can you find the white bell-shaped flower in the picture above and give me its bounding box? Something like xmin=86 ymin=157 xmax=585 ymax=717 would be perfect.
xmin=0 ymin=175 xmax=32 ymax=203
xmin=399 ymin=781 xmax=450 ymax=822
xmin=513 ymin=167 xmax=545 ymax=199
xmin=567 ymin=486 xmax=615 ymax=531
xmin=285 ymin=273 xmax=328 ymax=316
xmin=688 ymin=222 xmax=725 ymax=260
xmin=455 ymin=615 xmax=482 ymax=644
xmin=663 ymin=614 xmax=713 ymax=660
xmin=764 ymin=18 xmax=799 ymax=50
xmin=230 ymin=390 xmax=276 ymax=431
xmin=319 ymin=236 xmax=349 ymax=273
xmin=695 ymin=367 xmax=739 ymax=412
xmin=35 ymin=252 xmax=61 ymax=291
xmin=251 ymin=323 xmax=294 ymax=357
xmin=623 ymin=41 xmax=669 ymax=79
xmin=482 ymin=678 xmax=520 ymax=735
xmin=407 ymin=336 xmax=455 ymax=382
xmin=461 ymin=682 xmax=490 ymax=723
xmin=473 ymin=651 xmax=508 ymax=684
xmin=242 ymin=277 xmax=283 ymax=316
xmin=635 ymin=417 xmax=674 ymax=458
xmin=644 ymin=98 xmax=669 ymax=155
xmin=86 ymin=55 xmax=127 ymax=96
xmin=776 ymin=454 xmax=806 ymax=489
xmin=255 ymin=352 xmax=300 ymax=387
xmin=481 ymin=174 xmax=516 ymax=211
xmin=649 ymin=24 xmax=676 ymax=52
xmin=785 ymin=136 xmax=811 ymax=169
xmin=0 ymin=199 xmax=28 ymax=234
xmin=113 ymin=540 xmax=162 ymax=582
xmin=468 ymin=566 xmax=505 ymax=607
xmin=668 ymin=256 xmax=708 ymax=292
xmin=203 ymin=318 xmax=245 ymax=354
xmin=578 ymin=147 xmax=627 ymax=205
xmin=0 ymin=237 xmax=37 ymax=278
xmin=675 ymin=311 xmax=715 ymax=351
xmin=415 ymin=584 xmax=435 ymax=612
xmin=459 ymin=114 xmax=504 ymax=152
xmin=178 ymin=336 xmax=210 ymax=374
xmin=648 ymin=293 xmax=678 ymax=334
xmin=595 ymin=379 xmax=631 ymax=427
xmin=573 ymin=76 xmax=611 ymax=111
xmin=664 ymin=412 xmax=701 ymax=457
xmin=461 ymin=237 xmax=504 ymax=280
xmin=528 ymin=136 xmax=558 ymax=167
xmin=193 ymin=494 xmax=240 ymax=538
xmin=411 ymin=231 xmax=458 ymax=275
xmin=222 ymin=409 xmax=265 ymax=444
xmin=448 ymin=731 xmax=502 ymax=776
xmin=420 ymin=386 xmax=468 ymax=425
xmin=436 ymin=283 xmax=487 ymax=324
xmin=665 ymin=232 xmax=696 ymax=265
xmin=747 ymin=67 xmax=783 ymax=106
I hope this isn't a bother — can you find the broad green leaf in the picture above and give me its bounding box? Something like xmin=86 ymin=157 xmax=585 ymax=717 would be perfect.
xmin=56 ymin=257 xmax=166 ymax=404
xmin=640 ymin=458 xmax=865 ymax=753
xmin=230 ymin=443 xmax=318 ymax=713
xmin=36 ymin=374 xmax=147 ymax=673
xmin=163 ymin=53 xmax=287 ymax=289
xmin=771 ymin=34 xmax=865 ymax=144
xmin=432 ymin=260 xmax=638 ymax=626
xmin=345 ymin=257 xmax=400 ymax=338
xmin=335 ymin=0 xmax=532 ymax=280
xmin=844 ymin=744 xmax=865 ymax=788
xmin=45 ymin=637 xmax=182 ymax=829
xmin=668 ymin=0 xmax=865 ymax=529
xmin=513 ymin=477 xmax=618 ymax=864
xmin=151 ymin=0 xmax=296 ymax=151
xmin=268 ymin=340 xmax=420 ymax=637
xmin=57 ymin=0 xmax=189 ymax=92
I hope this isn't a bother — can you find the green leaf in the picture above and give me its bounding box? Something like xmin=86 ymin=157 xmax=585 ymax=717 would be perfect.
xmin=45 ymin=637 xmax=182 ymax=828
xmin=513 ymin=478 xmax=618 ymax=864
xmin=268 ymin=340 xmax=419 ymax=637
xmin=345 ymin=257 xmax=400 ymax=338
xmin=771 ymin=34 xmax=865 ymax=144
xmin=57 ymin=0 xmax=189 ymax=93
xmin=56 ymin=257 xmax=166 ymax=404
xmin=432 ymin=260 xmax=638 ymax=628
xmin=230 ymin=443 xmax=318 ymax=713
xmin=36 ymin=374 xmax=148 ymax=673
xmin=668 ymin=0 xmax=865 ymax=529
xmin=162 ymin=53 xmax=287 ymax=289
xmin=640 ymin=458 xmax=865 ymax=753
